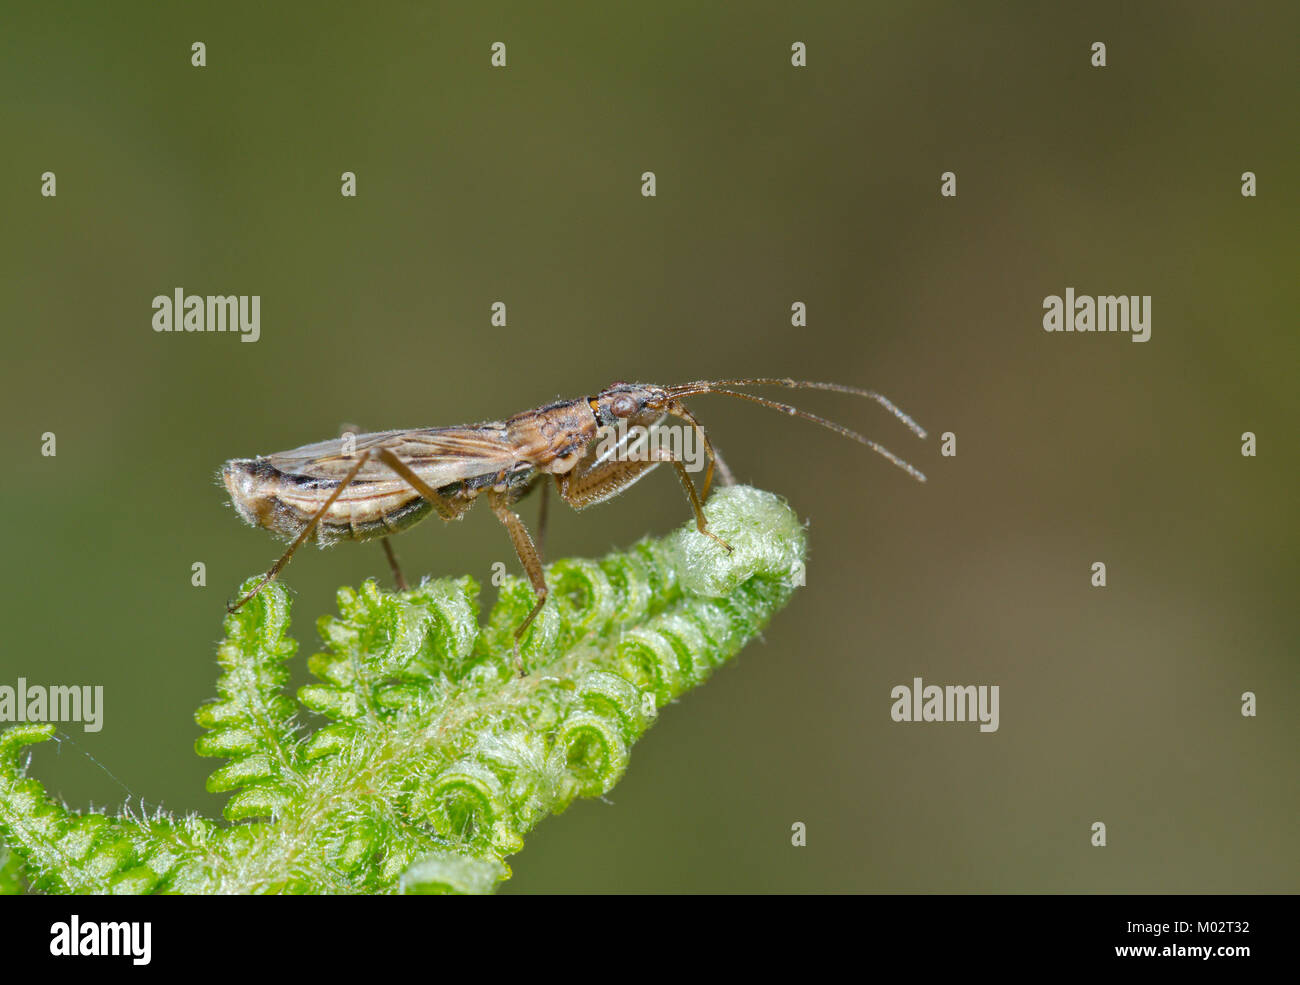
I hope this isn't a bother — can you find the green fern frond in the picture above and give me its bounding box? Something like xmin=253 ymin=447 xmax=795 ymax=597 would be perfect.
xmin=0 ymin=485 xmax=806 ymax=894
xmin=0 ymin=836 xmax=23 ymax=895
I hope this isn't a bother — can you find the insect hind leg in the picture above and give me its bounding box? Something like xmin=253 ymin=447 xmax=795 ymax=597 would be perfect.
xmin=339 ymin=423 xmax=411 ymax=592
xmin=227 ymin=449 xmax=374 ymax=612
xmin=381 ymin=537 xmax=408 ymax=591
xmin=372 ymin=447 xmax=472 ymax=522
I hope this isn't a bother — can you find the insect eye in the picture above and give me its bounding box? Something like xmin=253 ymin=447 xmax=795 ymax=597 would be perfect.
xmin=610 ymin=394 xmax=637 ymax=418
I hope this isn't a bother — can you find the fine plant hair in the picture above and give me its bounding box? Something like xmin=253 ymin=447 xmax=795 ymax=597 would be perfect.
xmin=0 ymin=486 xmax=806 ymax=894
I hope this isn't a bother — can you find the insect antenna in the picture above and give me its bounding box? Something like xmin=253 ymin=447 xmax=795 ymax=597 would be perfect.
xmin=665 ymin=378 xmax=928 ymax=482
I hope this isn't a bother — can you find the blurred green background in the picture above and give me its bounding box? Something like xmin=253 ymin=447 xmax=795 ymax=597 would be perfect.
xmin=1 ymin=1 xmax=1295 ymax=893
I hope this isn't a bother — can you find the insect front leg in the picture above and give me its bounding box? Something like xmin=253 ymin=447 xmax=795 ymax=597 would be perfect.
xmin=227 ymin=449 xmax=374 ymax=612
xmin=663 ymin=400 xmax=733 ymax=500
xmin=658 ymin=451 xmax=732 ymax=553
xmin=488 ymin=488 xmax=548 ymax=676
xmin=555 ymin=451 xmax=733 ymax=553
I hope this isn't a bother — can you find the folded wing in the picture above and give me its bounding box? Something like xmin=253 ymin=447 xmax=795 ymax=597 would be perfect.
xmin=267 ymin=426 xmax=520 ymax=489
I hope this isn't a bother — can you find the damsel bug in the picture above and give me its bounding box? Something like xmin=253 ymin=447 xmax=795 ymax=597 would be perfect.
xmin=221 ymin=379 xmax=927 ymax=658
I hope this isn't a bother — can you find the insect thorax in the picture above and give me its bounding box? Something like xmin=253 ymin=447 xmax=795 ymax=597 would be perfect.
xmin=505 ymin=400 xmax=599 ymax=473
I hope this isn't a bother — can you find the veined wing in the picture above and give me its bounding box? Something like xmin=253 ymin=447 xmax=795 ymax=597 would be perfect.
xmin=266 ymin=425 xmax=519 ymax=488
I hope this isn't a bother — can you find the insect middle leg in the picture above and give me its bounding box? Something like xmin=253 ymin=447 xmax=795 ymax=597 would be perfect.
xmin=536 ymin=475 xmax=550 ymax=561
xmin=709 ymin=444 xmax=736 ymax=489
xmin=488 ymin=487 xmax=548 ymax=675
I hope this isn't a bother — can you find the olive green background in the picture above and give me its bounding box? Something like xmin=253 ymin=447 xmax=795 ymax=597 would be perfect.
xmin=1 ymin=2 xmax=1295 ymax=893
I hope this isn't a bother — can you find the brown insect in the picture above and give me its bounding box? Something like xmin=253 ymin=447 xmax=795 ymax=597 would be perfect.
xmin=221 ymin=379 xmax=926 ymax=656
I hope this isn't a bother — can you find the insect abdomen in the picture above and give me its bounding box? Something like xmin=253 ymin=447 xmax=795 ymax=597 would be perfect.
xmin=222 ymin=459 xmax=434 ymax=545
